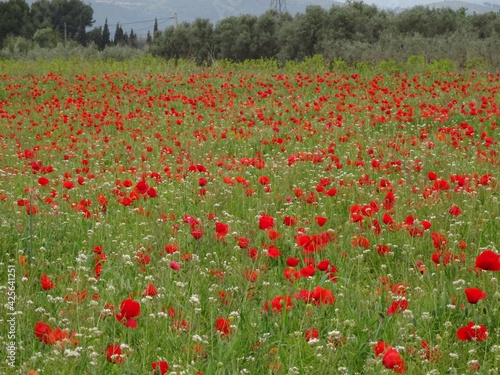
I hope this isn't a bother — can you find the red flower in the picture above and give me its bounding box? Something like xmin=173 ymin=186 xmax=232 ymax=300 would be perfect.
xmin=449 ymin=205 xmax=461 ymax=216
xmin=40 ymin=274 xmax=55 ymax=290
xmin=475 ymin=250 xmax=500 ymax=271
xmin=456 ymin=322 xmax=488 ymax=341
xmin=263 ymin=296 xmax=293 ymax=313
xmin=382 ymin=348 xmax=406 ymax=373
xmin=34 ymin=321 xmax=76 ymax=346
xmin=143 ymin=283 xmax=158 ymax=297
xmin=115 ymin=299 xmax=141 ymax=328
xmin=286 ymin=257 xmax=299 ymax=267
xmin=387 ymin=299 xmax=408 ymax=315
xmin=105 ymin=344 xmax=124 ymax=363
xmin=152 ymin=361 xmax=169 ymax=375
xmin=34 ymin=322 xmax=53 ymax=344
xmin=283 ymin=215 xmax=298 ymax=226
xmin=63 ymin=180 xmax=74 ymax=189
xmin=464 ymin=288 xmax=486 ymax=304
xmin=373 ymin=341 xmax=391 ymax=357
xmin=377 ymin=245 xmax=392 ymax=256
xmin=215 ymin=222 xmax=229 ymax=240
xmin=215 ymin=318 xmax=232 ymax=337
xmin=314 ymin=216 xmax=327 ymax=227
xmin=237 ymin=237 xmax=250 ymax=249
xmin=38 ymin=177 xmax=49 ymax=186
xmin=300 ymin=265 xmax=315 ymax=278
xmin=304 ymin=328 xmax=319 ymax=342
xmin=191 ymin=227 xmax=203 ymax=240
xmin=258 ymin=175 xmax=270 ymax=185
xmin=266 ymin=245 xmax=281 ymax=258
xmin=170 ymin=261 xmax=181 ymax=271
xmin=310 ymin=286 xmax=335 ymax=305
xmin=135 ymin=180 xmax=149 ymax=194
xmin=259 ymin=213 xmax=274 ymax=230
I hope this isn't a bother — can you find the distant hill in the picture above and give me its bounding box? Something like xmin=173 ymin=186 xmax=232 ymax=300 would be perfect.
xmin=426 ymin=1 xmax=500 ymax=14
xmin=23 ymin=0 xmax=500 ymax=39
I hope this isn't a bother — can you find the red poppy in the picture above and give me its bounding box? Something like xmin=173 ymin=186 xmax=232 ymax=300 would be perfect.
xmin=170 ymin=261 xmax=181 ymax=271
xmin=258 ymin=175 xmax=270 ymax=185
xmin=314 ymin=216 xmax=327 ymax=227
xmin=104 ymin=344 xmax=124 ymax=363
xmin=115 ymin=299 xmax=141 ymax=328
xmin=38 ymin=177 xmax=49 ymax=186
xmin=215 ymin=222 xmax=229 ymax=240
xmin=215 ymin=318 xmax=232 ymax=337
xmin=464 ymin=288 xmax=486 ymax=304
xmin=373 ymin=340 xmax=391 ymax=357
xmin=135 ymin=180 xmax=149 ymax=194
xmin=266 ymin=245 xmax=281 ymax=258
xmin=259 ymin=213 xmax=274 ymax=230
xmin=34 ymin=321 xmax=76 ymax=346
xmin=387 ymin=299 xmax=408 ymax=315
xmin=377 ymin=245 xmax=392 ymax=256
xmin=263 ymin=296 xmax=293 ymax=313
xmin=34 ymin=322 xmax=53 ymax=344
xmin=40 ymin=274 xmax=55 ymax=290
xmin=449 ymin=205 xmax=461 ymax=216
xmin=143 ymin=283 xmax=158 ymax=297
xmin=300 ymin=265 xmax=315 ymax=278
xmin=191 ymin=227 xmax=203 ymax=240
xmin=237 ymin=237 xmax=250 ymax=249
xmin=475 ymin=250 xmax=500 ymax=271
xmin=152 ymin=361 xmax=169 ymax=375
xmin=456 ymin=322 xmax=488 ymax=341
xmin=286 ymin=257 xmax=299 ymax=267
xmin=63 ymin=180 xmax=74 ymax=189
xmin=304 ymin=328 xmax=319 ymax=342
xmin=382 ymin=348 xmax=406 ymax=373
xmin=310 ymin=286 xmax=335 ymax=305
xmin=283 ymin=215 xmax=298 ymax=226
xmin=198 ymin=177 xmax=208 ymax=187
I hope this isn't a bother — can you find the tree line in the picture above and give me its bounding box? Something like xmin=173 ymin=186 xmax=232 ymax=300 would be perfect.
xmin=2 ymin=0 xmax=500 ymax=67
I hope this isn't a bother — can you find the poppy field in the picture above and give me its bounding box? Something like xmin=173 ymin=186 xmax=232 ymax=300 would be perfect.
xmin=1 ymin=60 xmax=500 ymax=374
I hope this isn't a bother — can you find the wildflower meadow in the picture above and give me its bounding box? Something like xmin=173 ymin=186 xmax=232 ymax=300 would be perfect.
xmin=1 ymin=58 xmax=499 ymax=375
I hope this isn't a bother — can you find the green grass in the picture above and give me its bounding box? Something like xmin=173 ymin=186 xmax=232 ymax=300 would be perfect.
xmin=0 ymin=59 xmax=499 ymax=374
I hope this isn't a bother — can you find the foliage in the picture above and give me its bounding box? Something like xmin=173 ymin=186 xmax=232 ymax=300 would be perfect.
xmin=1 ymin=61 xmax=499 ymax=375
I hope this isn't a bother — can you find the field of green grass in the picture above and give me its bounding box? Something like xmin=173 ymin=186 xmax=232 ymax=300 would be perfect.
xmin=1 ymin=58 xmax=499 ymax=374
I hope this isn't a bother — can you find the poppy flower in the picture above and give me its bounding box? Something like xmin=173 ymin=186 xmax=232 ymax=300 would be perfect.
xmin=170 ymin=261 xmax=181 ymax=271
xmin=475 ymin=250 xmax=500 ymax=271
xmin=300 ymin=265 xmax=315 ymax=278
xmin=134 ymin=180 xmax=149 ymax=194
xmin=263 ymin=296 xmax=293 ymax=313
xmin=304 ymin=328 xmax=319 ymax=342
xmin=286 ymin=257 xmax=299 ymax=267
xmin=152 ymin=361 xmax=169 ymax=375
xmin=266 ymin=245 xmax=281 ymax=258
xmin=115 ymin=299 xmax=141 ymax=328
xmin=40 ymin=274 xmax=55 ymax=290
xmin=38 ymin=177 xmax=49 ymax=186
xmin=34 ymin=322 xmax=53 ymax=344
xmin=310 ymin=286 xmax=335 ymax=305
xmin=259 ymin=213 xmax=274 ymax=230
xmin=387 ymin=299 xmax=408 ymax=315
xmin=449 ymin=205 xmax=461 ymax=216
xmin=104 ymin=344 xmax=124 ymax=363
xmin=456 ymin=322 xmax=488 ymax=342
xmin=373 ymin=340 xmax=392 ymax=357
xmin=215 ymin=317 xmax=232 ymax=337
xmin=464 ymin=288 xmax=486 ymax=304
xmin=283 ymin=215 xmax=298 ymax=226
xmin=314 ymin=216 xmax=327 ymax=227
xmin=63 ymin=180 xmax=74 ymax=189
xmin=34 ymin=321 xmax=76 ymax=346
xmin=191 ymin=227 xmax=203 ymax=240
xmin=143 ymin=283 xmax=158 ymax=297
xmin=237 ymin=237 xmax=250 ymax=249
xmin=215 ymin=222 xmax=229 ymax=240
xmin=382 ymin=348 xmax=406 ymax=373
